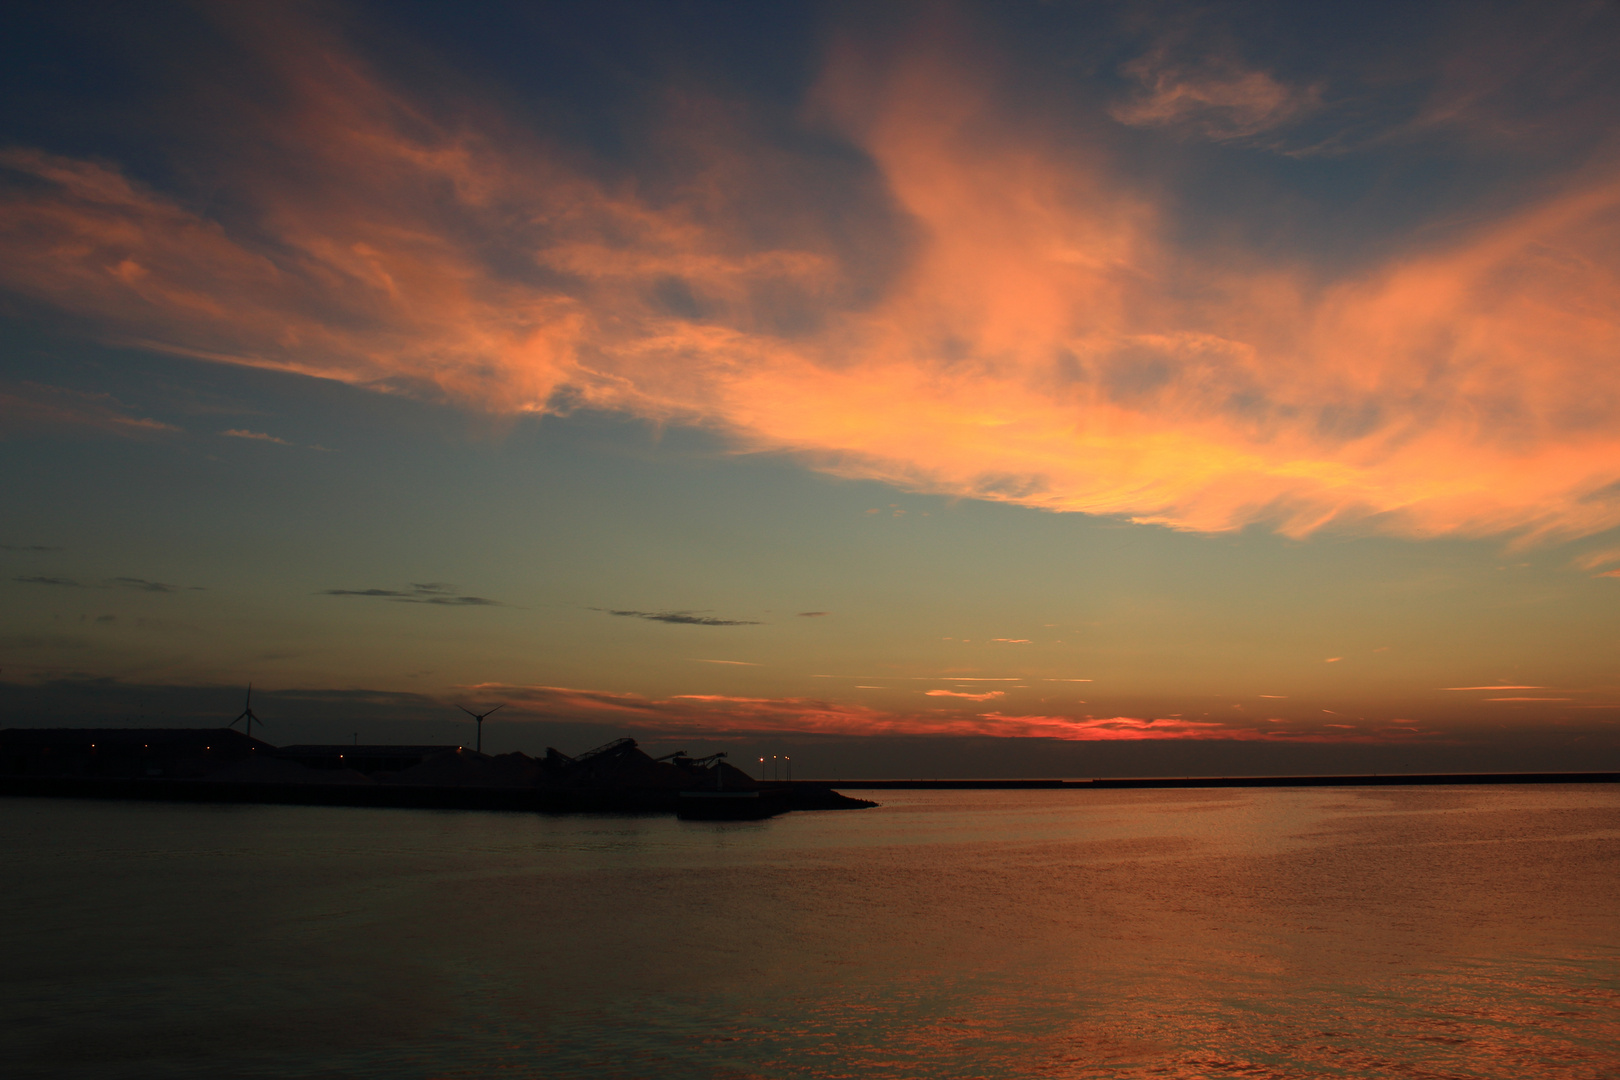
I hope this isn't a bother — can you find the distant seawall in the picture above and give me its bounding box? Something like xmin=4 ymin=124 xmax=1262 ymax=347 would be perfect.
xmin=784 ymin=772 xmax=1620 ymax=790
xmin=5 ymin=773 xmax=1615 ymax=814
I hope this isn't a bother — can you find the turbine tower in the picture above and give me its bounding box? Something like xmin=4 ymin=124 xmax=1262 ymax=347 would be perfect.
xmin=229 ymin=684 xmax=264 ymax=740
xmin=457 ymin=703 xmax=505 ymax=754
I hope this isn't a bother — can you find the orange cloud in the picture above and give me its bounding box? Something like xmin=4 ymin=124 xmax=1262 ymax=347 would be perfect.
xmin=1574 ymin=547 xmax=1620 ymax=570
xmin=3 ymin=8 xmax=1619 ymax=541
xmin=925 ymin=689 xmax=1005 ymax=701
xmin=1444 ymin=685 xmax=1542 ymax=690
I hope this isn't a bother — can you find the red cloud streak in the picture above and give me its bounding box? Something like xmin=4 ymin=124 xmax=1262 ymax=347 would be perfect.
xmin=466 ymin=683 xmax=1439 ymax=744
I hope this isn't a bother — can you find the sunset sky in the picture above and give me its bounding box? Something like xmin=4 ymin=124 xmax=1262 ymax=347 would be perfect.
xmin=3 ymin=0 xmax=1619 ymax=775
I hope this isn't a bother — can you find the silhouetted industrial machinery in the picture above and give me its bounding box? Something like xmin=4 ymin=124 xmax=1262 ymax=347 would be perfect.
xmin=537 ymin=738 xmax=750 ymax=791
xmin=0 ymin=730 xmax=874 ymax=816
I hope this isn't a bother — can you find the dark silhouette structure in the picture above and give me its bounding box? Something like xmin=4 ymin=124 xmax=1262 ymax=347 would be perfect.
xmin=0 ymin=729 xmax=872 ymax=816
xmin=275 ymin=744 xmax=460 ymax=773
xmin=0 ymin=728 xmax=268 ymax=778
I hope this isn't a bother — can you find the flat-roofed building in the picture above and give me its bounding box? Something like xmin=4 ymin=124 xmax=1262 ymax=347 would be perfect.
xmin=0 ymin=728 xmax=269 ymax=779
xmin=274 ymin=745 xmax=461 ymax=775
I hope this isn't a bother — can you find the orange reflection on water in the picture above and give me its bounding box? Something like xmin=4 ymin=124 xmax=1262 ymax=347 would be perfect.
xmin=4 ymin=786 xmax=1617 ymax=1077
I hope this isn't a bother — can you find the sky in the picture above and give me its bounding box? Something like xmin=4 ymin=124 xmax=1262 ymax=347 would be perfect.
xmin=3 ymin=0 xmax=1619 ymax=776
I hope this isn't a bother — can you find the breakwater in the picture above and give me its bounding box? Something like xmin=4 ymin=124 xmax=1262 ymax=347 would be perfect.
xmin=785 ymin=771 xmax=1620 ymax=789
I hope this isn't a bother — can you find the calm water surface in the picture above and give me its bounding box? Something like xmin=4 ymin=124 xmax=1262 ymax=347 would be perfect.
xmin=2 ymin=786 xmax=1618 ymax=1079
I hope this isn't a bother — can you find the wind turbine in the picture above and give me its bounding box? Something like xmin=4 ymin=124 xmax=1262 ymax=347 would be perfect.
xmin=229 ymin=684 xmax=264 ymax=741
xmin=457 ymin=703 xmax=505 ymax=753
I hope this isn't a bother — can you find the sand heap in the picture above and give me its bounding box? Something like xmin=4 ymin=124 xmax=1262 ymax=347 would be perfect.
xmin=376 ymin=742 xmax=760 ymax=792
xmin=384 ymin=749 xmax=546 ymax=788
xmin=542 ymin=741 xmax=759 ymax=791
xmin=205 ymin=756 xmax=374 ymax=785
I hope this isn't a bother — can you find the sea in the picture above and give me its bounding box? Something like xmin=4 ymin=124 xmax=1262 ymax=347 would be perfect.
xmin=3 ymin=785 xmax=1618 ymax=1079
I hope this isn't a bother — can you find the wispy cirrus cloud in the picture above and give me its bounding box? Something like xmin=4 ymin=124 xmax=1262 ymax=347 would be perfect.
xmin=110 ymin=577 xmax=188 ymax=593
xmin=1110 ymin=49 xmax=1321 ymax=142
xmin=221 ymin=428 xmax=290 ymax=445
xmin=14 ymin=574 xmax=195 ymax=592
xmin=1574 ymin=548 xmax=1620 ymax=572
xmin=603 ymin=609 xmax=761 ymax=626
xmin=1 ymin=6 xmax=1619 ymax=543
xmin=221 ymin=427 xmax=288 ymax=446
xmin=0 ymin=382 xmax=178 ymax=439
xmin=221 ymin=428 xmax=332 ymax=451
xmin=925 ymin=689 xmax=1005 ymax=702
xmin=321 ymin=583 xmax=500 ymax=606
